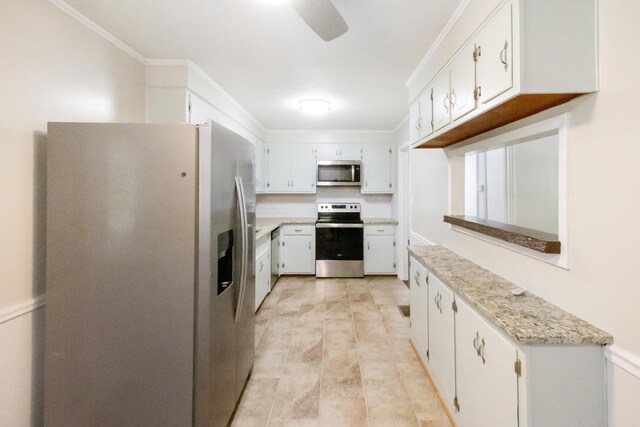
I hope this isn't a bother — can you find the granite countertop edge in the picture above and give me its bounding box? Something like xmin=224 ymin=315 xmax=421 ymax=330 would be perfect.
xmin=408 ymin=245 xmax=613 ymax=346
xmin=256 ymin=217 xmax=397 ymax=239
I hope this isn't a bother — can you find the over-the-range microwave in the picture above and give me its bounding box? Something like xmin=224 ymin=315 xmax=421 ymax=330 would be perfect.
xmin=316 ymin=160 xmax=361 ymax=186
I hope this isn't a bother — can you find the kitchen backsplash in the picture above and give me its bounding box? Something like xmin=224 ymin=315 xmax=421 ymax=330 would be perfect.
xmin=256 ymin=187 xmax=393 ymax=219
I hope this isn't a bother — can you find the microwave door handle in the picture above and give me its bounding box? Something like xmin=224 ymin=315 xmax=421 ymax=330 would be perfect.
xmin=351 ymin=165 xmax=355 ymax=182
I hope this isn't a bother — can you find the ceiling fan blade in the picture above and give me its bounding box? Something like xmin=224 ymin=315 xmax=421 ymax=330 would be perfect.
xmin=291 ymin=0 xmax=349 ymax=42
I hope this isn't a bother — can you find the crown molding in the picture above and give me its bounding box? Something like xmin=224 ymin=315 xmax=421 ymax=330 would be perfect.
xmin=147 ymin=59 xmax=266 ymax=133
xmin=48 ymin=0 xmax=145 ymax=63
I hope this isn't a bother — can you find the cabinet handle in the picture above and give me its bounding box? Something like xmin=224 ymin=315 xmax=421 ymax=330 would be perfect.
xmin=308 ymin=242 xmax=311 ymax=250
xmin=450 ymin=89 xmax=457 ymax=108
xmin=473 ymin=332 xmax=486 ymax=364
xmin=367 ymin=242 xmax=370 ymax=250
xmin=295 ymin=229 xmax=302 ymax=232
xmin=377 ymin=229 xmax=384 ymax=232
xmin=444 ymin=94 xmax=450 ymax=113
xmin=500 ymin=40 xmax=509 ymax=70
xmin=259 ymin=261 xmax=264 ymax=272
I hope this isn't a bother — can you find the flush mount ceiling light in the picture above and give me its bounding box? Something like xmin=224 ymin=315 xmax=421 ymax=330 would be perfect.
xmin=299 ymin=99 xmax=331 ymax=115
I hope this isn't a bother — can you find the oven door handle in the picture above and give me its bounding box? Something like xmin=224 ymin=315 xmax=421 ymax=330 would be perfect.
xmin=316 ymin=223 xmax=364 ymax=229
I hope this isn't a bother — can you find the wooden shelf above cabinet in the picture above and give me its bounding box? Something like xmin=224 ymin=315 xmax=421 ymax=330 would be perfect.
xmin=416 ymin=93 xmax=582 ymax=149
xmin=443 ymin=215 xmax=561 ymax=254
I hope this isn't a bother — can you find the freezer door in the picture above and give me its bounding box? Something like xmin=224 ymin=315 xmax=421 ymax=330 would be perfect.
xmin=44 ymin=123 xmax=198 ymax=426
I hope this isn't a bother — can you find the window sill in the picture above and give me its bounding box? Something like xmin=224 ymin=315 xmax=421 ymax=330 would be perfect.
xmin=443 ymin=215 xmax=561 ymax=254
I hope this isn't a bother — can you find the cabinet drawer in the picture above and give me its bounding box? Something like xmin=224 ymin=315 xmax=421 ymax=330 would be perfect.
xmin=282 ymin=225 xmax=315 ymax=236
xmin=365 ymin=225 xmax=395 ymax=236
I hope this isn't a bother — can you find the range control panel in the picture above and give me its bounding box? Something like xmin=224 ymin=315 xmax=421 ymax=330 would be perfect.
xmin=317 ymin=203 xmax=361 ymax=213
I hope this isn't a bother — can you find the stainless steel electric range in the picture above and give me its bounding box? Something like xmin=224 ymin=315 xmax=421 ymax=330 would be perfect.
xmin=315 ymin=203 xmax=364 ymax=278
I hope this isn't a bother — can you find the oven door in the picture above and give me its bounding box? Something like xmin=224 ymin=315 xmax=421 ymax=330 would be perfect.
xmin=315 ymin=223 xmax=364 ymax=277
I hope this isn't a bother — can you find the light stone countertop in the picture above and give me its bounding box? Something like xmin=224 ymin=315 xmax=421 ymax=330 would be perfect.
xmin=364 ymin=218 xmax=398 ymax=225
xmin=255 ymin=217 xmax=397 ymax=240
xmin=255 ymin=218 xmax=316 ymax=240
xmin=409 ymin=245 xmax=613 ymax=345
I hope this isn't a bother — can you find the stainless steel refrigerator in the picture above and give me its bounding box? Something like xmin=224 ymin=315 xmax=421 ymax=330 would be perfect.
xmin=44 ymin=122 xmax=255 ymax=426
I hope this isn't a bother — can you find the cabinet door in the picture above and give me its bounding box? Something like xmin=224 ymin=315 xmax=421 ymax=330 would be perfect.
xmin=476 ymin=2 xmax=513 ymax=104
xmin=265 ymin=143 xmax=291 ymax=193
xmin=314 ymin=144 xmax=340 ymax=161
xmin=432 ymin=69 xmax=451 ymax=131
xmin=410 ymin=259 xmax=429 ymax=364
xmin=282 ymin=235 xmax=314 ymax=274
xmin=427 ymin=274 xmax=456 ymax=410
xmin=364 ymin=235 xmax=395 ymax=274
xmin=255 ymin=139 xmax=265 ymax=193
xmin=289 ymin=144 xmax=316 ymax=193
xmin=456 ymin=298 xmax=519 ymax=427
xmin=338 ymin=144 xmax=362 ymax=161
xmin=450 ymin=42 xmax=477 ymax=122
xmin=255 ymin=249 xmax=270 ymax=311
xmin=361 ymin=145 xmax=393 ymax=194
xmin=419 ymin=89 xmax=434 ymax=139
xmin=409 ymin=98 xmax=422 ymax=143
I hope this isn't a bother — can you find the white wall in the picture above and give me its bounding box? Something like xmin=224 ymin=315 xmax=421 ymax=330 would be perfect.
xmin=0 ymin=0 xmax=146 ymax=424
xmin=407 ymin=1 xmax=640 ymax=424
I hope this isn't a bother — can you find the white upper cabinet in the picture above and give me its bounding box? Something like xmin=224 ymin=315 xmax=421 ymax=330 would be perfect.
xmin=409 ymin=99 xmax=421 ymax=144
xmin=412 ymin=0 xmax=598 ymax=148
xmin=265 ymin=143 xmax=291 ymax=193
xmin=361 ymin=144 xmax=394 ymax=194
xmin=289 ymin=144 xmax=316 ymax=192
xmin=255 ymin=138 xmax=266 ymax=194
xmin=265 ymin=143 xmax=315 ymax=194
xmin=314 ymin=144 xmax=362 ymax=161
xmin=450 ymin=41 xmax=478 ymax=121
xmin=409 ymin=88 xmax=435 ymax=145
xmin=432 ymin=70 xmax=452 ymax=132
xmin=476 ymin=2 xmax=513 ymax=104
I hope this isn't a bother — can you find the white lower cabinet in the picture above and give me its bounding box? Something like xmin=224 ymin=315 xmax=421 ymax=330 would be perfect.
xmin=281 ymin=225 xmax=315 ymax=274
xmin=455 ymin=298 xmax=518 ymax=427
xmin=427 ymin=273 xmax=456 ymax=411
xmin=410 ymin=257 xmax=606 ymax=427
xmin=409 ymin=258 xmax=428 ymax=363
xmin=364 ymin=225 xmax=396 ymax=274
xmin=255 ymin=235 xmax=271 ymax=312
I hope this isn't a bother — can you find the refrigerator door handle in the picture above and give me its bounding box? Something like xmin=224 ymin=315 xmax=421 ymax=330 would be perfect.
xmin=234 ymin=176 xmax=248 ymax=323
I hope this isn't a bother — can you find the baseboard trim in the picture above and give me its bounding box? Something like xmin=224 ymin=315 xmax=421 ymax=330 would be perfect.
xmin=0 ymin=295 xmax=47 ymax=325
xmin=605 ymin=345 xmax=640 ymax=380
xmin=410 ymin=231 xmax=435 ymax=246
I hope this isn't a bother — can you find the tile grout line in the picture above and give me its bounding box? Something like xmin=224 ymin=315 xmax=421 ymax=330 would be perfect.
xmin=349 ymin=280 xmax=372 ymax=427
xmin=378 ymin=287 xmax=423 ymax=427
xmin=317 ymin=283 xmax=328 ymax=426
xmin=263 ymin=282 xmax=295 ymax=426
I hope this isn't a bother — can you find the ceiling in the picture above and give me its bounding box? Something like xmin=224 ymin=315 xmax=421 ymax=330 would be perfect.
xmin=64 ymin=0 xmax=459 ymax=131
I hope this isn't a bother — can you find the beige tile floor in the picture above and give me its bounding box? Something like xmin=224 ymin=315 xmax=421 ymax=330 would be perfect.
xmin=231 ymin=276 xmax=452 ymax=427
